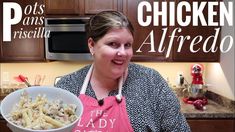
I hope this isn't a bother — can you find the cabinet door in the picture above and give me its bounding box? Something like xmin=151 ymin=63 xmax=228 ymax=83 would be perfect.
xmin=187 ymin=119 xmax=235 ymax=132
xmin=0 ymin=0 xmax=45 ymax=62
xmin=1 ymin=39 xmax=45 ymax=62
xmin=123 ymin=0 xmax=171 ymax=61
xmin=83 ymin=0 xmax=119 ymax=15
xmin=172 ymin=0 xmax=220 ymax=62
xmin=0 ymin=120 xmax=11 ymax=132
xmin=45 ymin=0 xmax=79 ymax=15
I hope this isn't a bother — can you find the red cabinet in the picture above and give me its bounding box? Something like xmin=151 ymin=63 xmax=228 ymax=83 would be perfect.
xmin=187 ymin=119 xmax=235 ymax=132
xmin=122 ymin=0 xmax=220 ymax=62
xmin=45 ymin=0 xmax=79 ymax=15
xmin=44 ymin=0 xmax=120 ymax=15
xmin=0 ymin=120 xmax=11 ymax=132
xmin=123 ymin=0 xmax=171 ymax=61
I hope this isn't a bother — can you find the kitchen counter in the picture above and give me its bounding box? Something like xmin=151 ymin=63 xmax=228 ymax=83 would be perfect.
xmin=1 ymin=98 xmax=234 ymax=119
xmin=179 ymin=98 xmax=235 ymax=119
xmin=1 ymin=95 xmax=234 ymax=132
xmin=0 ymin=98 xmax=235 ymax=132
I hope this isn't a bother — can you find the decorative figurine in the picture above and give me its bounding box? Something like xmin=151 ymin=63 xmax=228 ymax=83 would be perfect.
xmin=191 ymin=64 xmax=204 ymax=97
xmin=182 ymin=64 xmax=208 ymax=111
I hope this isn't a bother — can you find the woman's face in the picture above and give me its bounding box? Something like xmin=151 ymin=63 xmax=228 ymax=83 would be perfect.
xmin=88 ymin=28 xmax=133 ymax=79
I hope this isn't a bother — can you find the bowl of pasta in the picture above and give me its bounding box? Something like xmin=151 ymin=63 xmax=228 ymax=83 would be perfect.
xmin=0 ymin=86 xmax=83 ymax=132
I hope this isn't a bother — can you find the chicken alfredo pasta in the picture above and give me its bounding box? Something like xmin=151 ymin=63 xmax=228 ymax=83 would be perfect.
xmin=7 ymin=91 xmax=78 ymax=130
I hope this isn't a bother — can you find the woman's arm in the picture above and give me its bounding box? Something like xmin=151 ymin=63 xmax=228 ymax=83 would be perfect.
xmin=150 ymin=70 xmax=191 ymax=132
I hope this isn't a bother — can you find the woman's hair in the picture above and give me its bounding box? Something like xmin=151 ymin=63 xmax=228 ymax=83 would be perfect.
xmin=86 ymin=11 xmax=134 ymax=42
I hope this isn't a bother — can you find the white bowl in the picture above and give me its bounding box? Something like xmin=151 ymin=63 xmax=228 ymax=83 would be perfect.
xmin=0 ymin=86 xmax=83 ymax=132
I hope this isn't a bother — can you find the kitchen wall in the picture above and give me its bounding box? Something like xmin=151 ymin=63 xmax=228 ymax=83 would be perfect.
xmin=0 ymin=0 xmax=234 ymax=101
xmin=1 ymin=25 xmax=234 ymax=101
xmin=1 ymin=59 xmax=234 ymax=101
xmin=205 ymin=0 xmax=235 ymax=101
xmin=0 ymin=62 xmax=205 ymax=88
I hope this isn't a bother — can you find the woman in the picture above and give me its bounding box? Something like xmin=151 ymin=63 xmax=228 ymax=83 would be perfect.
xmin=56 ymin=11 xmax=190 ymax=132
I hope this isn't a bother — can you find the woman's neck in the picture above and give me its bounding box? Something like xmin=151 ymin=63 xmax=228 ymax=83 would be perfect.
xmin=90 ymin=68 xmax=119 ymax=100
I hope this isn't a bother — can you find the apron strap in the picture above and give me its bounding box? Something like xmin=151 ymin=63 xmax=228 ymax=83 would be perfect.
xmin=80 ymin=64 xmax=94 ymax=94
xmin=116 ymin=74 xmax=123 ymax=102
xmin=80 ymin=64 xmax=124 ymax=102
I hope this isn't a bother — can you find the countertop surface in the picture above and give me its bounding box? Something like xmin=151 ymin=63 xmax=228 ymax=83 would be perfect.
xmin=179 ymin=98 xmax=235 ymax=119
xmin=1 ymin=98 xmax=235 ymax=120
